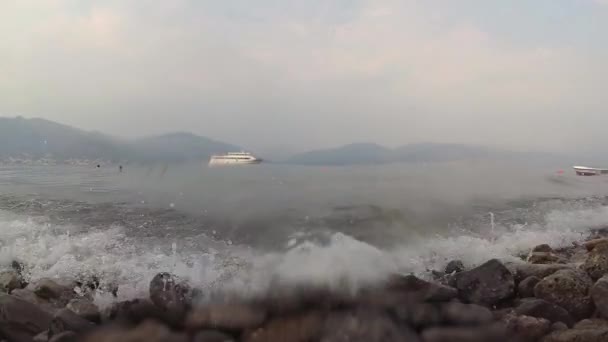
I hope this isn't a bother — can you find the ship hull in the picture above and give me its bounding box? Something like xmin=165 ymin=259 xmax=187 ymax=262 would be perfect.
xmin=573 ymin=166 xmax=608 ymax=176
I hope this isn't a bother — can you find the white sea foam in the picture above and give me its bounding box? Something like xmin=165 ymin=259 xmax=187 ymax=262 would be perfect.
xmin=1 ymin=205 xmax=608 ymax=306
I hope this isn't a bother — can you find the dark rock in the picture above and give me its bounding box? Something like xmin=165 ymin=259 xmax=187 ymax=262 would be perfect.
xmin=534 ymin=269 xmax=594 ymax=320
xmin=493 ymin=308 xmax=515 ymax=320
xmin=550 ymin=322 xmax=568 ymax=332
xmin=33 ymin=278 xmax=75 ymax=304
xmin=242 ymin=310 xmax=325 ymax=342
xmin=591 ymin=274 xmax=608 ymax=319
xmin=507 ymin=263 xmax=571 ymax=282
xmin=502 ymin=314 xmax=551 ymax=341
xmin=10 ymin=288 xmax=60 ymax=314
xmin=385 ymin=274 xmax=458 ymax=302
xmin=527 ymin=253 xmax=567 ymax=265
xmin=49 ymin=331 xmax=77 ymax=342
xmin=584 ymin=238 xmax=608 ymax=251
xmin=0 ymin=293 xmax=53 ymax=342
xmin=450 ymin=259 xmax=515 ymax=306
xmin=392 ymin=303 xmax=442 ymax=329
xmin=33 ymin=330 xmax=49 ymax=342
xmin=573 ymin=319 xmax=608 ymax=329
xmin=104 ymin=299 xmax=177 ymax=327
xmin=66 ymin=298 xmax=100 ymax=323
xmin=542 ymin=327 xmax=608 ymax=342
xmin=11 ymin=260 xmax=25 ymax=275
xmin=82 ymin=320 xmax=188 ymax=342
xmin=0 ymin=270 xmax=23 ymax=294
xmin=445 ymin=260 xmax=465 ymax=274
xmin=185 ymin=304 xmax=267 ymax=332
xmin=320 ymin=310 xmax=420 ymax=342
xmin=583 ymin=242 xmax=608 ymax=280
xmin=49 ymin=309 xmax=95 ymax=337
xmin=532 ymin=244 xmax=554 ymax=253
xmin=255 ymin=286 xmax=354 ymax=316
xmin=569 ymin=249 xmax=589 ymax=264
xmin=149 ymin=273 xmax=191 ymax=314
xmin=518 ymin=276 xmax=541 ymax=298
xmin=440 ymin=302 xmax=493 ymax=326
xmin=192 ymin=330 xmax=235 ymax=342
xmin=421 ymin=325 xmax=507 ymax=342
xmin=514 ymin=299 xmax=574 ymax=327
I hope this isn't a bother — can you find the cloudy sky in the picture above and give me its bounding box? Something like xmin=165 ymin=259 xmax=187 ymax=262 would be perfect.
xmin=1 ymin=0 xmax=607 ymax=154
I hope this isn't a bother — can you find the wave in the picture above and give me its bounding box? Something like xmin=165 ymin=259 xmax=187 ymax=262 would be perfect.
xmin=1 ymin=201 xmax=608 ymax=307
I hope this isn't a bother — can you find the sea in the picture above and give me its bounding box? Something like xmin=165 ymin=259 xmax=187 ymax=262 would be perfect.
xmin=2 ymin=161 xmax=608 ymax=305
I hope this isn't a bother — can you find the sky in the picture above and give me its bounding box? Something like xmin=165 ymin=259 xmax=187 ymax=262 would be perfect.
xmin=0 ymin=0 xmax=607 ymax=155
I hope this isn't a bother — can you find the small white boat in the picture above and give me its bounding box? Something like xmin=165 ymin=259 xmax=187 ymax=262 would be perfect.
xmin=573 ymin=166 xmax=608 ymax=176
xmin=208 ymin=152 xmax=262 ymax=166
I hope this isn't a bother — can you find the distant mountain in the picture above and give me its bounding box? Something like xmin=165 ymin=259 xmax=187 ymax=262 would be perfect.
xmin=285 ymin=143 xmax=394 ymax=166
xmin=286 ymin=142 xmax=560 ymax=166
xmin=0 ymin=117 xmax=238 ymax=163
xmin=132 ymin=132 xmax=238 ymax=163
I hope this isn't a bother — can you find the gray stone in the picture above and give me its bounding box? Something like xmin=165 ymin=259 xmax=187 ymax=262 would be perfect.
xmin=192 ymin=330 xmax=235 ymax=342
xmin=33 ymin=278 xmax=75 ymax=305
xmin=445 ymin=260 xmax=465 ymax=274
xmin=502 ymin=314 xmax=551 ymax=341
xmin=421 ymin=325 xmax=506 ymax=342
xmin=81 ymin=320 xmax=188 ymax=342
xmin=534 ymin=269 xmax=594 ymax=320
xmin=573 ymin=319 xmax=608 ymax=329
xmin=591 ymin=274 xmax=608 ymax=319
xmin=33 ymin=330 xmax=49 ymax=342
xmin=527 ymin=252 xmax=567 ymax=265
xmin=185 ymin=304 xmax=267 ymax=332
xmin=149 ymin=273 xmax=191 ymax=314
xmin=320 ymin=310 xmax=420 ymax=342
xmin=584 ymin=238 xmax=608 ymax=251
xmin=49 ymin=331 xmax=77 ymax=342
xmin=66 ymin=298 xmax=100 ymax=323
xmin=518 ymin=276 xmax=541 ymax=298
xmin=450 ymin=259 xmax=515 ymax=306
xmin=506 ymin=263 xmax=571 ymax=282
xmin=532 ymin=244 xmax=554 ymax=253
xmin=583 ymin=242 xmax=608 ymax=280
xmin=514 ymin=299 xmax=574 ymax=327
xmin=0 ymin=293 xmax=53 ymax=342
xmin=385 ymin=274 xmax=458 ymax=302
xmin=10 ymin=288 xmax=60 ymax=314
xmin=0 ymin=270 xmax=23 ymax=294
xmin=550 ymin=322 xmax=568 ymax=332
xmin=440 ymin=302 xmax=493 ymax=326
xmin=243 ymin=310 xmax=326 ymax=342
xmin=542 ymin=328 xmax=608 ymax=342
xmin=392 ymin=303 xmax=442 ymax=329
xmin=49 ymin=309 xmax=95 ymax=337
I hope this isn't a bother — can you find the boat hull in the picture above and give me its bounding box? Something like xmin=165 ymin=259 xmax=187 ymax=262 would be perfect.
xmin=208 ymin=159 xmax=262 ymax=166
xmin=573 ymin=166 xmax=608 ymax=176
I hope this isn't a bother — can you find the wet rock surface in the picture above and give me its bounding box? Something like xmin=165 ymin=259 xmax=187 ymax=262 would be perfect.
xmin=450 ymin=259 xmax=515 ymax=306
xmin=514 ymin=299 xmax=574 ymax=327
xmin=583 ymin=242 xmax=608 ymax=280
xmin=518 ymin=276 xmax=541 ymax=298
xmin=9 ymin=232 xmax=608 ymax=341
xmin=533 ymin=269 xmax=593 ymax=320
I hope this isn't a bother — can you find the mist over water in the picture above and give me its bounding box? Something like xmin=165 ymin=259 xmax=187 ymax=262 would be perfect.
xmin=3 ymin=161 xmax=608 ymax=305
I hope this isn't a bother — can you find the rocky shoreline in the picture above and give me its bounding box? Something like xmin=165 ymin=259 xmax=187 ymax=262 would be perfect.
xmin=5 ymin=230 xmax=608 ymax=341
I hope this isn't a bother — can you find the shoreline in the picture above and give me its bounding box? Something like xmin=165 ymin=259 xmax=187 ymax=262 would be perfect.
xmin=4 ymin=230 xmax=608 ymax=341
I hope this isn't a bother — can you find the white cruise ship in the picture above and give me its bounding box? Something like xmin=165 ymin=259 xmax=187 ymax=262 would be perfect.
xmin=208 ymin=152 xmax=262 ymax=166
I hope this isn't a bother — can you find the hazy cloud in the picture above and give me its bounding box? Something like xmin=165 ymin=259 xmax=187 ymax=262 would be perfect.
xmin=0 ymin=0 xmax=607 ymax=154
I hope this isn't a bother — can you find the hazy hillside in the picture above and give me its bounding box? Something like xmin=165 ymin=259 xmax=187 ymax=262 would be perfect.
xmin=0 ymin=117 xmax=238 ymax=163
xmin=285 ymin=143 xmax=394 ymax=165
xmin=286 ymin=142 xmax=562 ymax=166
xmin=132 ymin=132 xmax=238 ymax=163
